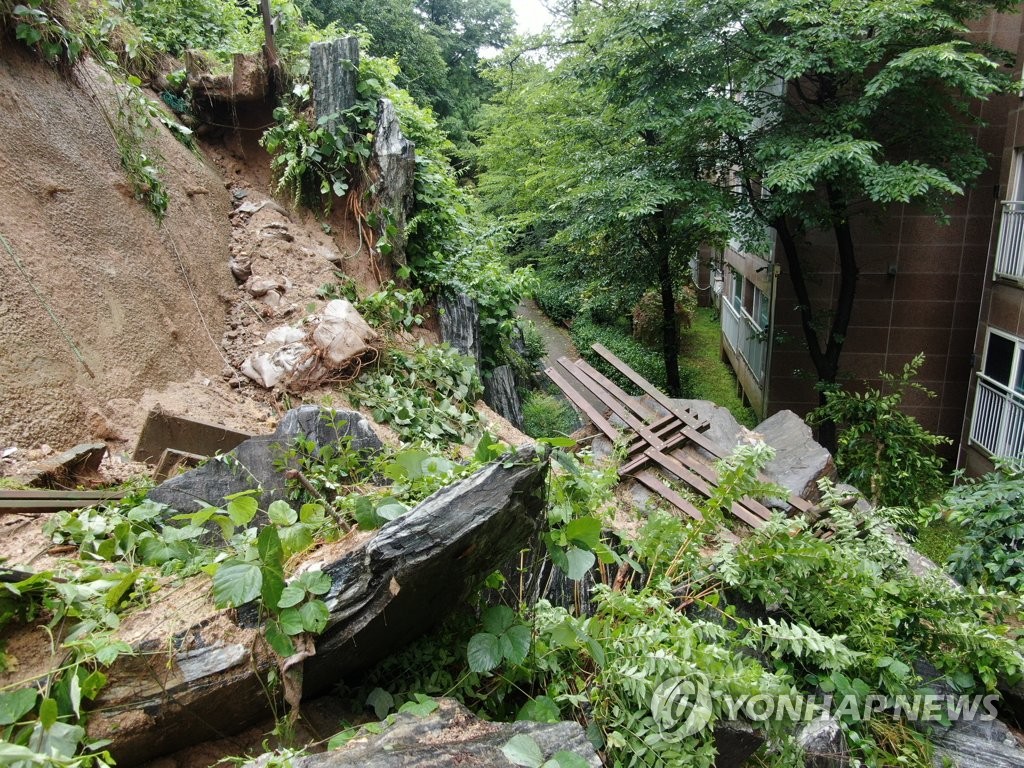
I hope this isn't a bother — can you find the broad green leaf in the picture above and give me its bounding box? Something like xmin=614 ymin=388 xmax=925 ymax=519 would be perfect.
xmin=0 ymin=688 xmax=37 ymax=726
xmin=548 ymin=752 xmax=591 ymax=768
xmin=376 ymin=500 xmax=409 ymax=522
xmin=226 ymin=495 xmax=258 ymax=527
xmin=299 ymin=599 xmax=330 ymax=634
xmin=501 ymin=733 xmax=544 ymax=767
xmin=299 ymin=503 xmax=326 ymax=525
xmin=482 ymin=605 xmax=516 ymax=635
xmin=279 ymin=523 xmax=314 ymax=558
xmin=265 ymin=620 xmax=296 ymax=657
xmin=504 ymin=624 xmax=532 ymax=665
xmin=298 ymin=569 xmax=332 ymax=596
xmin=517 ymin=695 xmax=560 ymax=724
xmin=268 ymin=500 xmax=298 ymax=526
xmin=279 ymin=607 xmax=305 ymax=636
xmin=38 ymin=697 xmax=57 ymax=729
xmin=564 ymin=548 xmax=596 ymax=581
xmin=212 ymin=562 xmax=262 ymax=608
xmin=398 ymin=694 xmax=439 ymax=717
xmin=564 ymin=516 xmax=602 ymax=550
xmin=278 ymin=585 xmax=306 ymax=609
xmin=327 ymin=727 xmax=360 ymax=750
xmin=467 ymin=632 xmax=503 ymax=673
xmin=366 ymin=687 xmax=394 ymax=719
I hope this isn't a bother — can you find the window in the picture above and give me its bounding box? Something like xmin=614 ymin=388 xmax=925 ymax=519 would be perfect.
xmin=971 ymin=329 xmax=1024 ymax=460
xmin=743 ymin=279 xmax=755 ymax=317
xmin=731 ymin=271 xmax=743 ymax=312
xmin=753 ymin=287 xmax=770 ymax=330
xmin=982 ymin=330 xmax=1024 ymax=394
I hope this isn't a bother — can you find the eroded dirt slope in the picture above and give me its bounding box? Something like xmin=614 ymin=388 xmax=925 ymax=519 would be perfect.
xmin=0 ymin=46 xmax=235 ymax=448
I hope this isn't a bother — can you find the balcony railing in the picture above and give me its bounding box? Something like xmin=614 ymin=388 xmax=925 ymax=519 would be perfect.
xmin=722 ymin=300 xmax=767 ymax=385
xmin=995 ymin=201 xmax=1024 ymax=283
xmin=970 ymin=377 xmax=1024 ymax=460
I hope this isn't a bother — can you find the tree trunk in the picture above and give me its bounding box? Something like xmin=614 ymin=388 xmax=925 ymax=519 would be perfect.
xmin=259 ymin=0 xmax=282 ymax=90
xmin=656 ymin=220 xmax=682 ymax=397
xmin=773 ymin=186 xmax=860 ymax=455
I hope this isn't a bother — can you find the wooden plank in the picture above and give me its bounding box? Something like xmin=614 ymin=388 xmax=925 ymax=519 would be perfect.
xmin=646 ymin=449 xmax=765 ymax=529
xmin=590 ymin=343 xmax=705 ymax=428
xmin=544 ymin=366 xmax=620 ymax=441
xmin=666 ymin=448 xmax=774 ymax=522
xmin=570 ymin=358 xmax=659 ymax=422
xmin=0 ymin=498 xmax=115 ymax=514
xmin=0 ymin=490 xmax=127 ymax=500
xmin=634 ymin=470 xmax=704 ymax=522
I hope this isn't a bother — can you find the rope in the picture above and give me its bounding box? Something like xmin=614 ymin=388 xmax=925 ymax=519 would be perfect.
xmin=163 ymin=232 xmax=233 ymax=369
xmin=0 ymin=232 xmax=95 ymax=378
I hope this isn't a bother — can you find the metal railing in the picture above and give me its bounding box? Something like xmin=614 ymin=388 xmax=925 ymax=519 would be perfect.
xmin=995 ymin=201 xmax=1024 ymax=283
xmin=970 ymin=377 xmax=1024 ymax=460
xmin=722 ymin=300 xmax=767 ymax=384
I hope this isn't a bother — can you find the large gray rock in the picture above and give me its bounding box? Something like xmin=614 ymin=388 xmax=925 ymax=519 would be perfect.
xmin=309 ymin=37 xmax=360 ymax=132
xmin=248 ymin=698 xmax=601 ymax=767
xmin=438 ymin=292 xmax=482 ymax=371
xmin=926 ymin=707 xmax=1024 ymax=767
xmin=147 ymin=406 xmax=382 ymax=513
xmin=484 ymin=365 xmax=524 ymax=431
xmin=754 ymin=410 xmax=835 ymax=501
xmin=371 ymin=98 xmax=416 ymax=267
xmin=81 ymin=447 xmax=548 ymax=764
xmin=795 ymin=716 xmax=848 ymax=767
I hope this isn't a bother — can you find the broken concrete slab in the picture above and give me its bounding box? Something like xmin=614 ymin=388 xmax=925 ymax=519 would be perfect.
xmin=147 ymin=406 xmax=382 ymax=513
xmin=246 ymin=698 xmax=600 ymax=767
xmin=21 ymin=442 xmax=107 ymax=488
xmin=75 ymin=447 xmax=548 ymax=764
xmin=133 ymin=408 xmax=253 ymax=464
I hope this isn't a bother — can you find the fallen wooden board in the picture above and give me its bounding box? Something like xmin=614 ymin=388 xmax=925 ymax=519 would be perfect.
xmin=0 ymin=489 xmax=127 ymax=515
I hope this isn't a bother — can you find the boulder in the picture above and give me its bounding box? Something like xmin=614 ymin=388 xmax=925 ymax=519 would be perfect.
xmin=754 ymin=410 xmax=835 ymax=500
xmin=438 ymin=292 xmax=482 ymax=372
xmin=795 ymin=716 xmax=848 ymax=767
xmin=147 ymin=406 xmax=382 ymax=513
xmin=370 ymin=98 xmax=416 ymax=267
xmin=71 ymin=447 xmax=549 ymax=764
xmin=484 ymin=365 xmax=524 ymax=431
xmin=309 ymin=37 xmax=360 ymax=134
xmin=246 ymin=698 xmax=600 ymax=767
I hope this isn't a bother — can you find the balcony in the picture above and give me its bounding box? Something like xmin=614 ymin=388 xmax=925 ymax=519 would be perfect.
xmin=722 ymin=300 xmax=767 ymax=385
xmin=994 ymin=201 xmax=1024 ymax=283
xmin=970 ymin=377 xmax=1024 ymax=460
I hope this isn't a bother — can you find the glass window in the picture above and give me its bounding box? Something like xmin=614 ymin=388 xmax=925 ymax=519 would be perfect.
xmin=984 ymin=332 xmax=1015 ymax=386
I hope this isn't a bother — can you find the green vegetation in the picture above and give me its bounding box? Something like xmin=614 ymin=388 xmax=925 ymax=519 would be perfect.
xmin=683 ymin=309 xmax=757 ymax=427
xmin=522 ymin=392 xmax=577 ymax=439
xmin=934 ymin=463 xmax=1024 ymax=590
xmin=808 ymin=354 xmax=951 ymax=509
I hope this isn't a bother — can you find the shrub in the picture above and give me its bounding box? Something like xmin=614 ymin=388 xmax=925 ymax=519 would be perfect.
xmin=522 ymin=391 xmax=577 ymax=438
xmin=939 ymin=462 xmax=1024 ymax=589
xmin=630 ymin=286 xmax=697 ymax=347
xmin=808 ymin=354 xmax=950 ymax=508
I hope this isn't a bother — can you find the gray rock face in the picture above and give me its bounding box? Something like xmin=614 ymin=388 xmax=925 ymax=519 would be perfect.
xmin=795 ymin=716 xmax=848 ymax=767
xmin=371 ymin=98 xmax=416 ymax=267
xmin=927 ymin=709 xmax=1024 ymax=767
xmin=147 ymin=406 xmax=382 ymax=513
xmin=484 ymin=365 xmax=524 ymax=430
xmin=309 ymin=37 xmax=360 ymax=133
xmin=754 ymin=410 xmax=836 ymax=501
xmin=438 ymin=292 xmax=482 ymax=371
xmin=249 ymin=698 xmax=600 ymax=767
xmin=88 ymin=448 xmax=548 ymax=764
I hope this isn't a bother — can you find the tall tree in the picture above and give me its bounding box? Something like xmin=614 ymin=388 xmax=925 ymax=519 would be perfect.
xmin=704 ymin=0 xmax=1017 ymax=447
xmin=477 ymin=3 xmax=737 ymax=395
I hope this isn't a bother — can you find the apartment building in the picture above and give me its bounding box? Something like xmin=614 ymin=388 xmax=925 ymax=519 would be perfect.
xmin=718 ymin=9 xmax=1024 ymax=468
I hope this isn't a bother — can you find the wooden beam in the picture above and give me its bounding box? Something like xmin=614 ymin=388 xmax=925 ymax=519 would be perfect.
xmin=634 ymin=470 xmax=704 ymax=522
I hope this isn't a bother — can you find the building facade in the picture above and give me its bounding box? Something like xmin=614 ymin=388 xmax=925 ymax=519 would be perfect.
xmin=718 ymin=8 xmax=1024 ymax=469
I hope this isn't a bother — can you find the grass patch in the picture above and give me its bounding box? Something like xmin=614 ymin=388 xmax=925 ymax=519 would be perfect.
xmin=681 ymin=308 xmax=757 ymax=427
xmin=914 ymin=518 xmax=964 ymax=567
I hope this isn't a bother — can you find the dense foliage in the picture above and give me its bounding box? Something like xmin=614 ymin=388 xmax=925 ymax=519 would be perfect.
xmin=808 ymin=354 xmax=951 ymax=509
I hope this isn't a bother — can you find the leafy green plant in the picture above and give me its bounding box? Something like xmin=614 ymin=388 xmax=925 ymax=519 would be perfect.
xmin=6 ymin=0 xmax=84 ymax=61
xmin=349 ymin=342 xmax=482 ymax=445
xmin=356 ymin=282 xmax=425 ymax=334
xmin=808 ymin=354 xmax=951 ymax=509
xmin=937 ymin=462 xmax=1024 ymax=589
xmin=522 ymin=392 xmax=577 ymax=439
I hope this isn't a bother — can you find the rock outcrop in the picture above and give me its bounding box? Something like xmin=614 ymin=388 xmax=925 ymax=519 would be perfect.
xmin=68 ymin=446 xmax=549 ymax=764
xmin=247 ymin=698 xmax=601 ymax=767
xmin=309 ymin=37 xmax=360 ymax=132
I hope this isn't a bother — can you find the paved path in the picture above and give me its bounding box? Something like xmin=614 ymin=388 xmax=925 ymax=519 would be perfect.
xmin=517 ymin=300 xmax=604 ymax=413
